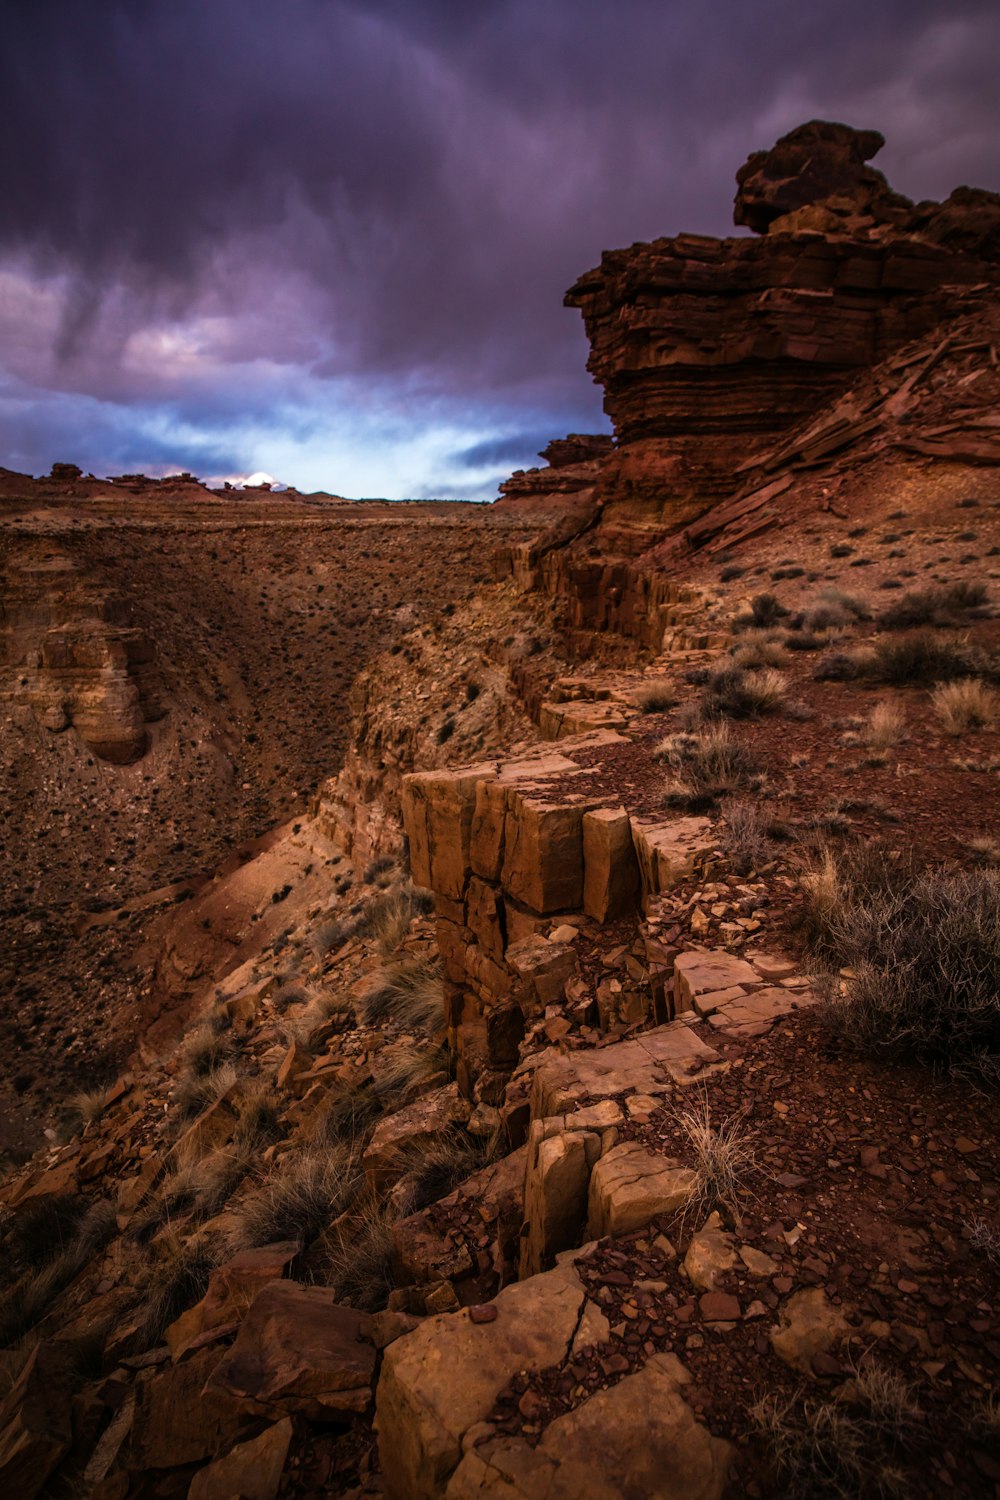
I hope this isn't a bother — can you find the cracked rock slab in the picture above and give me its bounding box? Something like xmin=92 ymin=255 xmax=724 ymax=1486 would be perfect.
xmin=531 ymin=1025 xmax=721 ymax=1119
xmin=444 ymin=1352 xmax=732 ymax=1499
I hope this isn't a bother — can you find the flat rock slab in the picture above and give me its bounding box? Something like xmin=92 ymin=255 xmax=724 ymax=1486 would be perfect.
xmin=445 ymin=1352 xmax=732 ymax=1499
xmin=207 ymin=1281 xmax=375 ymax=1419
xmin=531 ymin=1025 xmax=721 ymax=1118
xmin=376 ymin=1256 xmax=594 ymax=1499
xmin=706 ymin=985 xmax=817 ymax=1037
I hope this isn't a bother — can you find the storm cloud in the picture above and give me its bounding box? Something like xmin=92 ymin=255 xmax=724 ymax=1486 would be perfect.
xmin=2 ymin=0 xmax=999 ymax=494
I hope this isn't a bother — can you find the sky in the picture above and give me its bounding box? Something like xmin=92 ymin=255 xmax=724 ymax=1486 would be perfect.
xmin=1 ymin=1 xmax=999 ymax=499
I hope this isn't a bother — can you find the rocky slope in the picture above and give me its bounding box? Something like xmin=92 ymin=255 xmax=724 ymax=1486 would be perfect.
xmin=0 ymin=122 xmax=998 ymax=1499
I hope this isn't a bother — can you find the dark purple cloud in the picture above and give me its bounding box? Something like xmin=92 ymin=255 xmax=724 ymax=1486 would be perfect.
xmin=1 ymin=0 xmax=998 ymax=492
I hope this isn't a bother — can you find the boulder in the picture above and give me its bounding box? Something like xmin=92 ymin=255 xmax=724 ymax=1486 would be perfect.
xmin=630 ymin=817 xmax=715 ymax=899
xmin=586 ymin=1143 xmax=696 ymax=1239
xmin=207 ymin=1281 xmax=376 ymax=1418
xmin=131 ymin=1344 xmax=243 ymax=1470
xmin=376 ymin=1256 xmax=593 ymax=1499
xmin=506 ymin=935 xmax=578 ymax=1010
xmin=165 ymin=1240 xmax=300 ymax=1360
xmin=445 ymin=1352 xmax=732 ymax=1499
xmin=770 ymin=1288 xmax=851 ymax=1377
xmin=531 ymin=1025 xmax=721 ymax=1118
xmin=683 ymin=1212 xmax=738 ymax=1292
xmin=520 ymin=1128 xmax=597 ymax=1277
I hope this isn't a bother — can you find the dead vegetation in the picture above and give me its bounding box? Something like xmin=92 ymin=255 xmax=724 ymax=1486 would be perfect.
xmin=359 ymin=956 xmax=444 ymax=1033
xmin=658 ymin=724 xmax=763 ymax=810
xmin=751 ymin=1364 xmax=921 ymax=1498
xmin=675 ymin=1094 xmax=759 ymax=1225
xmin=801 ymin=845 xmax=1000 ymax=1079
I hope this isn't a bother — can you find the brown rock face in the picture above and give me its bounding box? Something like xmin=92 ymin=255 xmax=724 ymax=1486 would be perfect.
xmin=733 ymin=119 xmax=907 ymax=233
xmin=562 ymin=120 xmax=1000 ymax=517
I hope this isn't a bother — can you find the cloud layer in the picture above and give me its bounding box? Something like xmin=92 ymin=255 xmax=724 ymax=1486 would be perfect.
xmin=2 ymin=0 xmax=998 ymax=495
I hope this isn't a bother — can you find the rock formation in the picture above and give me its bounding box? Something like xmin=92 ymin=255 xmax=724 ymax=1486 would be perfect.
xmin=563 ymin=120 xmax=1000 ymax=523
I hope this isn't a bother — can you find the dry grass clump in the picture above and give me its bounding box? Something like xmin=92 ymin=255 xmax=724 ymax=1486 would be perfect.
xmin=310 ymin=913 xmax=359 ymax=958
xmin=359 ymin=957 xmax=443 ymax=1033
xmin=701 ymin=665 xmax=787 ymax=719
xmin=172 ymin=1060 xmax=240 ymax=1124
xmin=802 ymin=846 xmax=1000 ymax=1078
xmin=718 ymin=799 xmax=779 ymax=875
xmin=729 ymin=634 xmax=790 ymax=670
xmin=389 ymin=1132 xmax=492 ymax=1220
xmin=931 ymin=677 xmax=999 ymax=735
xmin=750 ymin=1365 xmax=920 ymax=1499
xmin=674 ymin=1096 xmax=759 ymax=1225
xmin=316 ymin=1202 xmax=395 ymax=1311
xmin=371 ymin=1041 xmax=450 ymax=1106
xmin=658 ymin=725 xmax=763 ymax=811
xmin=862 ymin=699 xmax=907 ymax=752
xmin=71 ymin=1087 xmax=108 ymax=1128
xmin=363 ymin=884 xmax=422 ymax=956
xmin=0 ymin=1198 xmax=117 ymax=1348
xmin=804 ymin=588 xmax=870 ymax=631
xmin=130 ymin=1232 xmax=218 ymax=1353
xmin=634 ymin=678 xmax=676 ymax=714
xmin=180 ymin=1020 xmax=242 ymax=1079
xmin=877 ymin=579 xmax=990 ymax=630
xmin=230 ymin=1144 xmax=361 ymax=1251
xmin=363 ymin=854 xmax=398 ymax=888
xmin=813 ymin=647 xmax=875 ymax=681
xmin=314 ymin=1082 xmax=381 ymax=1148
xmin=965 ymin=1217 xmax=1000 ymax=1270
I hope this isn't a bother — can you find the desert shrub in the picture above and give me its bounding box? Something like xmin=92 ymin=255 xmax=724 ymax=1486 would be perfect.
xmin=805 ymin=588 xmax=870 ymax=631
xmin=783 ymin=631 xmax=825 ymax=652
xmin=931 ymin=678 xmax=999 ymax=735
xmin=802 ymin=850 xmax=1000 ymax=1077
xmin=730 ymin=636 xmax=789 ymax=669
xmin=739 ymin=592 xmax=789 ymax=629
xmin=359 ymin=957 xmax=443 ymax=1033
xmin=701 ymin=665 xmax=787 ymax=719
xmin=363 ymin=854 xmax=397 ymax=887
xmin=231 ymin=1145 xmax=360 ymax=1250
xmin=869 ymin=632 xmax=981 ymax=685
xmin=658 ymin=725 xmax=762 ymax=810
xmin=718 ymin=799 xmax=778 ymax=875
xmin=877 ymin=580 xmax=989 ymax=630
xmin=634 ymin=679 xmax=676 ymax=714
xmin=814 ymin=649 xmax=870 ymax=681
